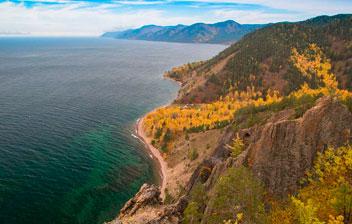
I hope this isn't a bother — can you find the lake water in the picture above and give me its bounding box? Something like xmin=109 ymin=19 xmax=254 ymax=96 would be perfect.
xmin=0 ymin=37 xmax=226 ymax=224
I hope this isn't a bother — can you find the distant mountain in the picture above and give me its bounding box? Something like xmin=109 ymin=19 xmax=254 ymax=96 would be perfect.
xmin=101 ymin=20 xmax=267 ymax=44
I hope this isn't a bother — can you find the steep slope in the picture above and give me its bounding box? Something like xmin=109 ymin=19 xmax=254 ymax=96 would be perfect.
xmin=188 ymin=96 xmax=352 ymax=223
xmin=107 ymin=96 xmax=352 ymax=223
xmin=106 ymin=14 xmax=352 ymax=224
xmin=164 ymin=14 xmax=352 ymax=103
xmin=101 ymin=20 xmax=266 ymax=44
xmin=242 ymin=96 xmax=352 ymax=197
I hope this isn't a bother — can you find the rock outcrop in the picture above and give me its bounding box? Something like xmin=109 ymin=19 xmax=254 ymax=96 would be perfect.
xmin=240 ymin=96 xmax=352 ymax=197
xmin=185 ymin=96 xmax=352 ymax=221
xmin=186 ymin=96 xmax=352 ymax=203
xmin=119 ymin=184 xmax=162 ymax=218
xmin=109 ymin=96 xmax=352 ymax=223
xmin=107 ymin=184 xmax=188 ymax=224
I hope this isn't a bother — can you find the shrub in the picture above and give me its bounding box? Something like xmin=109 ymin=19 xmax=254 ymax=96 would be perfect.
xmin=188 ymin=149 xmax=199 ymax=161
xmin=161 ymin=143 xmax=168 ymax=153
xmin=226 ymin=134 xmax=244 ymax=158
xmin=164 ymin=188 xmax=174 ymax=204
xmin=185 ymin=134 xmax=190 ymax=140
xmin=182 ymin=183 xmax=207 ymax=224
xmin=206 ymin=166 xmax=266 ymax=224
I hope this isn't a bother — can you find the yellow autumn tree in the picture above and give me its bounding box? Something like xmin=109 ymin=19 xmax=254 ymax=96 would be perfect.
xmin=270 ymin=145 xmax=352 ymax=224
xmin=291 ymin=44 xmax=352 ymax=100
xmin=144 ymin=43 xmax=352 ymax=157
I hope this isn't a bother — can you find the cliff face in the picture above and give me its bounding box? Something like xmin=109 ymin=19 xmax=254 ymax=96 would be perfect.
xmin=106 ymin=184 xmax=187 ymax=224
xmin=239 ymin=96 xmax=352 ymax=197
xmin=109 ymin=96 xmax=352 ymax=223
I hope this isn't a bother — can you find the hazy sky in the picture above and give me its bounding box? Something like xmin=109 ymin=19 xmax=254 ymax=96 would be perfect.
xmin=0 ymin=0 xmax=351 ymax=36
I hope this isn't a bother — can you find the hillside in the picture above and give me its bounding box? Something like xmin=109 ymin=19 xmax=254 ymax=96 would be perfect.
xmin=108 ymin=14 xmax=352 ymax=224
xmin=101 ymin=20 xmax=266 ymax=44
xmin=109 ymin=96 xmax=352 ymax=224
xmin=164 ymin=14 xmax=352 ymax=103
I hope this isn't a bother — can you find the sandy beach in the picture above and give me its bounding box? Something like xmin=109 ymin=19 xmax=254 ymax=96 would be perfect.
xmin=136 ymin=77 xmax=181 ymax=200
xmin=137 ymin=115 xmax=169 ymax=199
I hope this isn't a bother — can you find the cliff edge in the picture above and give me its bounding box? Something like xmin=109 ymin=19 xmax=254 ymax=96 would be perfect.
xmin=108 ymin=96 xmax=352 ymax=223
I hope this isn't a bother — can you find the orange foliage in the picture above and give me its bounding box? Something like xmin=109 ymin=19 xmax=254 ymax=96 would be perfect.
xmin=144 ymin=44 xmax=352 ymax=150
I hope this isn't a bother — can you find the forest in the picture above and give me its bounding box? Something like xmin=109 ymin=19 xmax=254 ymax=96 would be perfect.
xmin=145 ymin=43 xmax=352 ymax=154
xmin=142 ymin=14 xmax=352 ymax=224
xmin=164 ymin=14 xmax=352 ymax=104
xmin=179 ymin=43 xmax=352 ymax=224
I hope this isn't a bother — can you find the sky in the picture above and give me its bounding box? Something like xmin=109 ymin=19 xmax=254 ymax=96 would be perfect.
xmin=0 ymin=0 xmax=351 ymax=36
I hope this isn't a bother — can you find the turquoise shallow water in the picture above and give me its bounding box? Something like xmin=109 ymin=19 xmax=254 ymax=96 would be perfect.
xmin=0 ymin=37 xmax=226 ymax=224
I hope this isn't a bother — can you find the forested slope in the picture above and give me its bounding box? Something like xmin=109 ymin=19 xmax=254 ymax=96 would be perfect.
xmin=109 ymin=14 xmax=352 ymax=224
xmin=165 ymin=14 xmax=352 ymax=103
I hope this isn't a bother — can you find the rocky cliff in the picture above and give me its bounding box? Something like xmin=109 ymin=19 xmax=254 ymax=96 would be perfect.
xmin=239 ymin=96 xmax=352 ymax=197
xmin=108 ymin=96 xmax=352 ymax=223
xmin=106 ymin=184 xmax=188 ymax=224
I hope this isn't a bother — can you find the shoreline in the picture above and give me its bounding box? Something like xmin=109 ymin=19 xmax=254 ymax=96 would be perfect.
xmin=163 ymin=75 xmax=183 ymax=86
xmin=136 ymin=76 xmax=181 ymax=200
xmin=136 ymin=114 xmax=168 ymax=199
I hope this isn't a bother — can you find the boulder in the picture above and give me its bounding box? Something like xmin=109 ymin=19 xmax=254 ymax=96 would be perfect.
xmin=119 ymin=184 xmax=161 ymax=218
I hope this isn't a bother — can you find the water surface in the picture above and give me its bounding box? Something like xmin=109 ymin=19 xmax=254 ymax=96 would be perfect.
xmin=0 ymin=37 xmax=226 ymax=223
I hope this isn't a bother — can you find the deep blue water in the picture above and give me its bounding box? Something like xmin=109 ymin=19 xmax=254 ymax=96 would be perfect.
xmin=0 ymin=37 xmax=226 ymax=224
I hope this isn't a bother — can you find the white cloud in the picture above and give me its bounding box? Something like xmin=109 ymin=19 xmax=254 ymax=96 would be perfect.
xmin=112 ymin=1 xmax=166 ymax=5
xmin=177 ymin=0 xmax=352 ymax=15
xmin=0 ymin=0 xmax=350 ymax=36
xmin=0 ymin=1 xmax=205 ymax=36
xmin=213 ymin=9 xmax=310 ymax=24
xmin=239 ymin=0 xmax=352 ymax=15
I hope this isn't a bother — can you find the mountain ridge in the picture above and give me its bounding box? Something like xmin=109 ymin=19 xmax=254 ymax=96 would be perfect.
xmin=101 ymin=20 xmax=266 ymax=44
xmin=164 ymin=14 xmax=352 ymax=104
